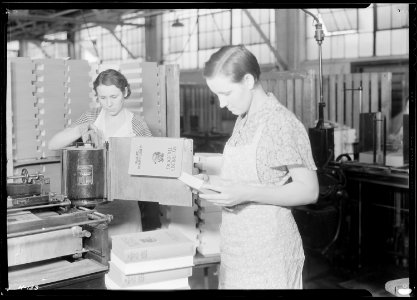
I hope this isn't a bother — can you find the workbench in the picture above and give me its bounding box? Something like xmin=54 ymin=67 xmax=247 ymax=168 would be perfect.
xmin=330 ymin=161 xmax=409 ymax=269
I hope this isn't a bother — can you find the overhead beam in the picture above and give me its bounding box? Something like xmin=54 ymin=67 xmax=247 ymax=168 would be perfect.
xmin=105 ymin=28 xmax=137 ymax=59
xmin=242 ymin=9 xmax=288 ymax=71
xmin=8 ymin=12 xmax=145 ymax=27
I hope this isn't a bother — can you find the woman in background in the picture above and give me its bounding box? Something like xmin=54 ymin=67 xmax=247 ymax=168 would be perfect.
xmin=49 ymin=69 xmax=161 ymax=239
xmin=199 ymin=45 xmax=319 ymax=289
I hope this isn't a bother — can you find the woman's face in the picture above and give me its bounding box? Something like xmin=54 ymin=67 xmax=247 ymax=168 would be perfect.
xmin=206 ymin=74 xmax=253 ymax=116
xmin=96 ymin=84 xmax=125 ymax=116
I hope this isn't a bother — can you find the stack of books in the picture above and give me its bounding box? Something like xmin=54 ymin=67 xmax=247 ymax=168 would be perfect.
xmin=9 ymin=57 xmax=40 ymax=161
xmin=64 ymin=60 xmax=94 ymax=127
xmin=33 ymin=59 xmax=66 ymax=158
xmin=159 ymin=205 xmax=200 ymax=254
xmin=196 ymin=198 xmax=222 ymax=256
xmin=105 ymin=229 xmax=195 ymax=290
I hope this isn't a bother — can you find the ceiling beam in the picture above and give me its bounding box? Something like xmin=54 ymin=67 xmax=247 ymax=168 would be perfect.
xmin=8 ymin=12 xmax=145 ymax=27
xmin=242 ymin=9 xmax=288 ymax=71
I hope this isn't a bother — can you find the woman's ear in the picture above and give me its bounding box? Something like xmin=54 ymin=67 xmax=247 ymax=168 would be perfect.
xmin=124 ymin=87 xmax=128 ymax=98
xmin=243 ymin=74 xmax=255 ymax=90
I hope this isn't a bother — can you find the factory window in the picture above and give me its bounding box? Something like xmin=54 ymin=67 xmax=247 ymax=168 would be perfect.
xmin=162 ymin=9 xmax=199 ymax=69
xmin=375 ymin=3 xmax=409 ymax=56
xmin=22 ymin=31 xmax=69 ymax=59
xmin=305 ymin=4 xmax=409 ymax=60
xmin=7 ymin=41 xmax=19 ymax=58
xmin=76 ymin=12 xmax=145 ymax=65
xmin=162 ymin=9 xmax=276 ymax=70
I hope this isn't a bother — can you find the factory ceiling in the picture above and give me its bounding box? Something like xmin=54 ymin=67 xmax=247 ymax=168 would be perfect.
xmin=7 ymin=9 xmax=171 ymax=42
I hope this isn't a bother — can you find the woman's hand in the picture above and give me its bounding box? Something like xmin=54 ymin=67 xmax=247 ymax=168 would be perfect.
xmin=80 ymin=123 xmax=104 ymax=147
xmin=199 ymin=183 xmax=252 ymax=207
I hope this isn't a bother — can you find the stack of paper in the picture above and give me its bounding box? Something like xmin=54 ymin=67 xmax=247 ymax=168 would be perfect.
xmin=195 ymin=198 xmax=222 ymax=256
xmin=33 ymin=59 xmax=66 ymax=158
xmin=64 ymin=60 xmax=94 ymax=127
xmin=10 ymin=57 xmax=40 ymax=160
xmin=106 ymin=229 xmax=195 ymax=290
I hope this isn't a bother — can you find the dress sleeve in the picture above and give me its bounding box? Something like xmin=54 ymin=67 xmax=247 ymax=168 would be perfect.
xmin=265 ymin=112 xmax=317 ymax=171
xmin=70 ymin=108 xmax=99 ymax=127
xmin=132 ymin=114 xmax=152 ymax=137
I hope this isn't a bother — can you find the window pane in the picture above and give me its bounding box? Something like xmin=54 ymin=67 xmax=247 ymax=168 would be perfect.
xmin=359 ymin=7 xmax=373 ymax=32
xmin=391 ymin=28 xmax=408 ymax=55
xmin=377 ymin=4 xmax=391 ymax=30
xmin=345 ymin=34 xmax=359 ymax=58
xmin=305 ymin=15 xmax=316 ymax=38
xmin=358 ymin=32 xmax=373 ymax=57
xmin=392 ymin=4 xmax=409 ymax=28
xmin=331 ymin=35 xmax=344 ymax=59
xmin=322 ymin=36 xmax=331 ymax=59
xmin=376 ymin=30 xmax=391 ymax=56
xmin=307 ymin=37 xmax=319 ymax=60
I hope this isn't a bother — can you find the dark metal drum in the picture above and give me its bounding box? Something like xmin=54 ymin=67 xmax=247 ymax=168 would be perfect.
xmin=62 ymin=144 xmax=107 ymax=207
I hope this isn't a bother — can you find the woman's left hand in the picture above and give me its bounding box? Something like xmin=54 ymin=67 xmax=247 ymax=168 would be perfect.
xmin=199 ymin=183 xmax=251 ymax=207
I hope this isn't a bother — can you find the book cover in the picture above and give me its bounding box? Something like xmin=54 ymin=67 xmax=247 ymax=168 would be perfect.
xmin=107 ymin=262 xmax=192 ymax=287
xmin=105 ymin=274 xmax=190 ymax=290
xmin=111 ymin=229 xmax=195 ymax=263
xmin=128 ymin=137 xmax=184 ymax=178
xmin=110 ymin=252 xmax=194 ymax=274
xmin=177 ymin=172 xmax=220 ymax=194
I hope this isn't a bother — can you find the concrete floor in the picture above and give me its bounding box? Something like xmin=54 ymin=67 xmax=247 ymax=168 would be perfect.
xmin=188 ymin=249 xmax=409 ymax=295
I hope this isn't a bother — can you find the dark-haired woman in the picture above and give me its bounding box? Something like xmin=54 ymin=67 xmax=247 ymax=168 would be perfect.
xmin=199 ymin=45 xmax=319 ymax=289
xmin=48 ymin=69 xmax=160 ymax=239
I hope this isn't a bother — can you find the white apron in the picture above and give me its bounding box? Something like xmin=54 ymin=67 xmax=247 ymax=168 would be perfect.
xmin=218 ymin=123 xmax=305 ymax=289
xmin=93 ymin=109 xmax=142 ymax=241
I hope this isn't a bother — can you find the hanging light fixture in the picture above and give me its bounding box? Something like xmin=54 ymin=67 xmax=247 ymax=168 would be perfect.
xmin=172 ymin=18 xmax=184 ymax=27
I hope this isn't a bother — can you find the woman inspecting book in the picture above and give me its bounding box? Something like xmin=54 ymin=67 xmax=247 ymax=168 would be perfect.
xmin=48 ymin=69 xmax=161 ymax=238
xmin=199 ymin=45 xmax=319 ymax=289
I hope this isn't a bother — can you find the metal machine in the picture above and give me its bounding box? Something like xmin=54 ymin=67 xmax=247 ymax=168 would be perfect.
xmin=6 ymin=144 xmax=113 ymax=290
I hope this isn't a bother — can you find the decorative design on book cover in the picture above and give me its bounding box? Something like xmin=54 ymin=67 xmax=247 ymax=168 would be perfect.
xmin=128 ymin=137 xmax=185 ymax=178
xmin=111 ymin=228 xmax=195 ymax=263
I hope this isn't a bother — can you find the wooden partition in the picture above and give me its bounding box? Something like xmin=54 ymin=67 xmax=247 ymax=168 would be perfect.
xmin=180 ymin=71 xmax=393 ymax=138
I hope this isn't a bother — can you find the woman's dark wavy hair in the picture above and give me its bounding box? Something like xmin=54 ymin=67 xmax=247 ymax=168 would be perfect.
xmin=203 ymin=45 xmax=261 ymax=83
xmin=93 ymin=69 xmax=131 ymax=98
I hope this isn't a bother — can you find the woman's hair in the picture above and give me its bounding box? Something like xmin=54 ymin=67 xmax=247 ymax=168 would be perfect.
xmin=93 ymin=69 xmax=131 ymax=98
xmin=203 ymin=45 xmax=261 ymax=83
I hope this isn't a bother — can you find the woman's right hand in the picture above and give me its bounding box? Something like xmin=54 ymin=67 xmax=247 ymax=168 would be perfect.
xmin=79 ymin=123 xmax=103 ymax=147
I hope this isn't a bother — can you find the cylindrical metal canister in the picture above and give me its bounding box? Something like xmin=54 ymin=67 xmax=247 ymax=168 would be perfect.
xmin=62 ymin=145 xmax=106 ymax=207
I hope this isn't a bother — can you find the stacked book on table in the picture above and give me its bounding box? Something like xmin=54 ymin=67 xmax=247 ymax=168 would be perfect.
xmin=105 ymin=228 xmax=195 ymax=290
xmin=196 ymin=198 xmax=222 ymax=256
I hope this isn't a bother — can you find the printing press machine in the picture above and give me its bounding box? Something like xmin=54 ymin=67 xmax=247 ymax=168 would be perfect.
xmin=6 ymin=144 xmax=113 ymax=290
xmin=6 ymin=138 xmax=194 ymax=290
